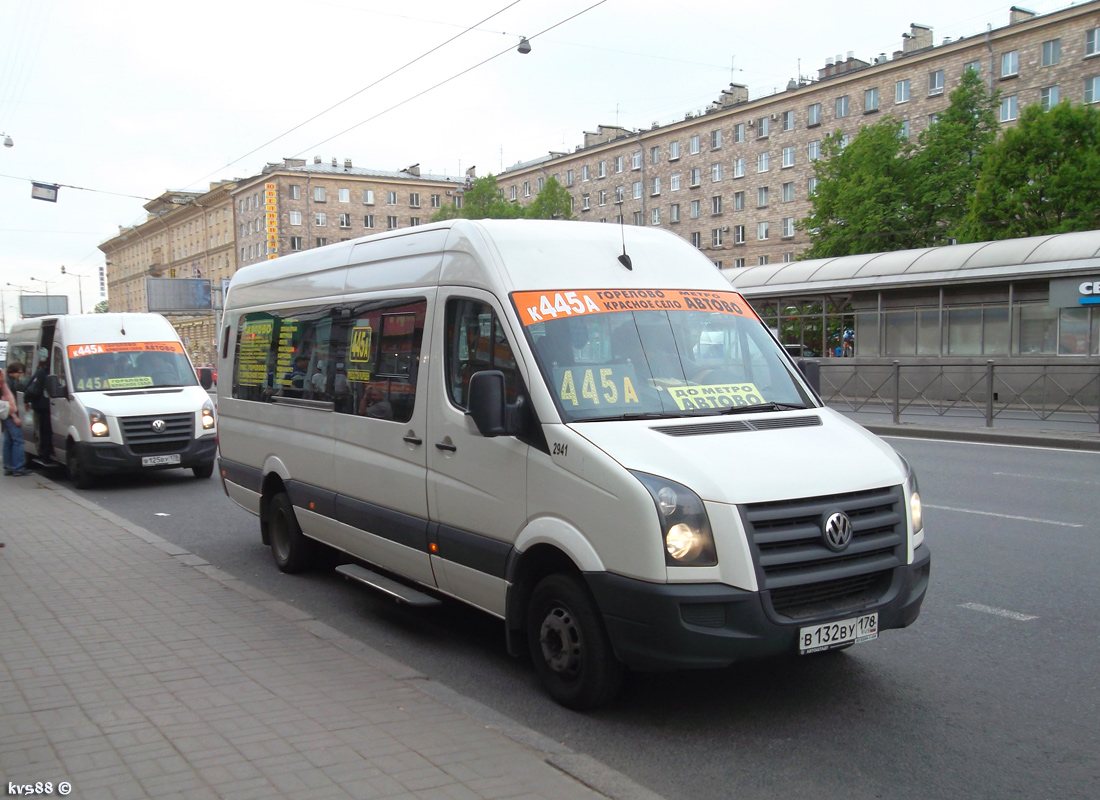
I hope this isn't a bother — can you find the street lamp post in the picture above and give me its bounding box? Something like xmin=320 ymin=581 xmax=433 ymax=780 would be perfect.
xmin=60 ymin=265 xmax=87 ymax=313
xmin=29 ymin=277 xmax=55 ymax=314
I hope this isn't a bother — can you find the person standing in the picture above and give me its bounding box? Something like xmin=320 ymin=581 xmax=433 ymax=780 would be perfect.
xmin=2 ymin=361 xmax=28 ymax=476
xmin=23 ymin=349 xmax=53 ymax=463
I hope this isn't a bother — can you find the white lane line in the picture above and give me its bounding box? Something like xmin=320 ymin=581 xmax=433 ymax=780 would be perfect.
xmin=960 ymin=602 xmax=1038 ymax=621
xmin=924 ymin=503 xmax=1083 ymax=528
xmin=993 ymin=471 xmax=1100 ymax=486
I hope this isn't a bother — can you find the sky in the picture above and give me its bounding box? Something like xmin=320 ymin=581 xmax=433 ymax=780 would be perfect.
xmin=0 ymin=0 xmax=1078 ymax=330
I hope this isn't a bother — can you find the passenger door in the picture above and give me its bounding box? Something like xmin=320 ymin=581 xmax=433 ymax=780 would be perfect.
xmin=49 ymin=342 xmax=70 ymax=463
xmin=426 ymin=290 xmax=529 ymax=615
xmin=332 ymin=294 xmax=437 ymax=587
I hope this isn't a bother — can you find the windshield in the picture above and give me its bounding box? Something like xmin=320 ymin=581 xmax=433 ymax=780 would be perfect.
xmin=67 ymin=341 xmax=198 ymax=392
xmin=512 ymin=289 xmax=814 ymax=422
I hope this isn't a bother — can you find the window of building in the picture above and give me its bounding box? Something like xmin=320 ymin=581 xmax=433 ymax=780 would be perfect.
xmin=757 ymin=186 xmax=769 ymax=207
xmin=865 ymin=87 xmax=879 ymax=112
xmin=965 ymin=60 xmax=981 ymax=75
xmin=732 ymin=158 xmax=745 ymax=178
xmin=1000 ymin=95 xmax=1018 ymax=121
xmin=670 ymin=172 xmax=681 ymax=191
xmin=633 ymin=211 xmax=644 ymax=226
xmin=1086 ymin=75 xmax=1100 ymax=104
xmin=734 ymin=191 xmax=745 ymax=211
xmin=895 ymin=79 xmax=910 ymax=103
xmin=734 ymin=225 xmax=746 ymax=244
xmin=733 ymin=122 xmax=745 ymax=143
xmin=691 ymin=232 xmax=702 ymax=248
xmin=290 ymin=236 xmax=303 ymax=251
xmin=615 ymin=185 xmax=624 ymax=203
xmin=582 ymin=165 xmax=590 ymax=181
xmin=509 ymin=185 xmax=518 ymax=201
xmin=669 ymin=140 xmax=681 ymax=160
xmin=312 ymin=186 xmax=326 ymax=202
xmin=670 ymin=203 xmax=680 ymax=223
xmin=454 ymin=195 xmax=464 ymax=209
xmin=758 ymin=116 xmax=770 ymax=137
xmin=431 ymin=194 xmax=442 ymax=208
xmin=1001 ymin=50 xmax=1019 ymax=77
xmin=364 ymin=214 xmax=375 ymax=228
xmin=757 ymin=222 xmax=770 ymax=240
xmin=711 ymin=129 xmax=722 ymax=149
xmin=410 ymin=218 xmax=421 ymax=227
xmin=289 ymin=210 xmax=302 ymax=226
xmin=386 ymin=191 xmax=398 ymax=205
xmin=733 ymin=257 xmax=745 ymax=268
xmin=363 ymin=189 xmax=375 ymax=205
xmin=339 ymin=213 xmax=351 ymax=228
xmin=782 ymin=110 xmax=795 ymax=130
xmin=929 ymin=69 xmax=944 ymax=96
xmin=651 ymin=177 xmax=661 ymax=195
xmin=651 ymin=146 xmax=660 ymax=164
xmin=1041 ymin=86 xmax=1060 ymax=110
xmin=582 ymin=194 xmax=591 ymax=210
xmin=338 ymin=188 xmax=350 ymax=203
xmin=1042 ymin=38 xmax=1061 ymax=67
xmin=652 ymin=208 xmax=661 ymax=225
xmin=387 ymin=216 xmax=398 ymax=229
xmin=289 ymin=185 xmax=301 ymax=200
xmin=633 ymin=150 xmax=643 ymax=168
xmin=316 ymin=237 xmax=328 ymax=247
xmin=782 ymin=181 xmax=794 ymax=203
xmin=689 ymin=135 xmax=700 ymax=155
xmin=1088 ymin=27 xmax=1100 ymax=57
xmin=808 ymin=140 xmax=821 ymax=161
xmin=712 ymin=163 xmax=723 ymax=182
xmin=782 ymin=146 xmax=795 ymax=168
xmin=899 ymin=121 xmax=909 ymax=140
xmin=835 ymin=95 xmax=849 ymax=118
xmin=596 ymin=160 xmax=606 ymax=179
xmin=808 ymin=176 xmax=818 ymax=196
xmin=690 ymin=199 xmax=701 ymax=219
xmin=566 ymin=169 xmax=575 ymax=186
xmin=314 ymin=212 xmax=327 ymax=226
xmin=712 ymin=228 xmax=724 ymax=247
xmin=598 ymin=189 xmax=607 ymax=206
xmin=808 ymin=103 xmax=822 ymax=126
xmin=782 ymin=217 xmax=795 ymax=238
xmin=689 ymin=168 xmax=702 ymax=187
xmin=410 ymin=192 xmax=421 ymax=207
xmin=758 ymin=152 xmax=770 ymax=173
xmin=615 ymin=155 xmax=624 ymax=173
xmin=632 ymin=181 xmax=642 ymax=199
xmin=712 ymin=195 xmax=723 ymax=214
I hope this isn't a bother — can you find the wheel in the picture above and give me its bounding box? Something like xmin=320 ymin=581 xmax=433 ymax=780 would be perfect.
xmin=67 ymin=448 xmax=94 ymax=490
xmin=267 ymin=492 xmax=314 ymax=573
xmin=192 ymin=462 xmax=215 ymax=479
xmin=527 ymin=573 xmax=623 ymax=710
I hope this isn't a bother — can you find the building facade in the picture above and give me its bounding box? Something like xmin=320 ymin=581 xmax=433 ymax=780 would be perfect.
xmin=497 ymin=2 xmax=1100 ymax=268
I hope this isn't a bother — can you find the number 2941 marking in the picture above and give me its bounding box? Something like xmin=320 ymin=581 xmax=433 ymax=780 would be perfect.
xmin=552 ymin=442 xmax=568 ymax=456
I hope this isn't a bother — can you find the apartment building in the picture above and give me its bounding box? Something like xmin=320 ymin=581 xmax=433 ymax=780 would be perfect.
xmin=231 ymin=157 xmax=468 ymax=271
xmin=498 ymin=2 xmax=1100 ymax=268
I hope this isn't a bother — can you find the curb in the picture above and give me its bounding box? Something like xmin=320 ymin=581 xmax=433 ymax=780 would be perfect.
xmin=37 ymin=475 xmax=665 ymax=800
xmin=859 ymin=422 xmax=1100 ymax=451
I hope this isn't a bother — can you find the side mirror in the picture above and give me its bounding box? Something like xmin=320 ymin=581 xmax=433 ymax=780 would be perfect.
xmin=795 ymin=358 xmax=820 ymax=395
xmin=466 ymin=370 xmax=508 ymax=437
xmin=44 ymin=374 xmax=65 ymax=399
xmin=198 ymin=368 xmax=214 ymax=391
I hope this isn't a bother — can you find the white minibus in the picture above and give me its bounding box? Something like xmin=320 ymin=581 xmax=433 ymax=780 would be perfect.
xmin=7 ymin=313 xmax=217 ymax=487
xmin=217 ymin=219 xmax=929 ymax=709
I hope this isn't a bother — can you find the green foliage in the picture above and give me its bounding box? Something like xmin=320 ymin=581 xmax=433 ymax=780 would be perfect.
xmin=960 ymin=101 xmax=1100 ymax=240
xmin=93 ymin=299 xmax=109 ymax=313
xmin=431 ymin=174 xmax=574 ymax=223
xmin=798 ymin=118 xmax=915 ymax=258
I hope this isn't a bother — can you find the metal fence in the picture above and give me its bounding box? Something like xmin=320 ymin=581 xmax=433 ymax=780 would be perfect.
xmin=818 ymin=360 xmax=1100 ymax=431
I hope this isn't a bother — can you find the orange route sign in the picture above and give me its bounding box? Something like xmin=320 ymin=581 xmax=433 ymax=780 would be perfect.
xmin=511 ymin=288 xmax=757 ymax=327
xmin=68 ymin=341 xmax=185 ymax=358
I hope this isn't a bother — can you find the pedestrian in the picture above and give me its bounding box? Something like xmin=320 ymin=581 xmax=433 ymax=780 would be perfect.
xmin=2 ymin=361 xmax=29 ymax=477
xmin=23 ymin=348 xmax=54 ymax=463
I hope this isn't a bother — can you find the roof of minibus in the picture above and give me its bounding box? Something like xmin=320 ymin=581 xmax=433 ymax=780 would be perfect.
xmin=12 ymin=313 xmax=179 ymax=345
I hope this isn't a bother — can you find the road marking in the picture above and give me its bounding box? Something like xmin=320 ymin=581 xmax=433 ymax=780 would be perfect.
xmin=960 ymin=602 xmax=1038 ymax=621
xmin=924 ymin=503 xmax=1083 ymax=528
xmin=993 ymin=471 xmax=1100 ymax=486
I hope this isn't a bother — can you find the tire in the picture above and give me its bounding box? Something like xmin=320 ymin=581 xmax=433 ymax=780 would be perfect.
xmin=67 ymin=448 xmax=94 ymax=490
xmin=192 ymin=462 xmax=215 ymax=479
xmin=527 ymin=573 xmax=624 ymax=710
xmin=268 ymin=492 xmax=314 ymax=573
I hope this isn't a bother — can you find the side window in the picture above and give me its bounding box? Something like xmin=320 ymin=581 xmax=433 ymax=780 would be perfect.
xmin=333 ymin=298 xmax=427 ymax=423
xmin=445 ymin=298 xmax=521 ymax=409
xmin=232 ymin=307 xmax=334 ymax=403
xmin=52 ymin=346 xmax=67 ymax=393
xmin=10 ymin=346 xmax=33 ymax=389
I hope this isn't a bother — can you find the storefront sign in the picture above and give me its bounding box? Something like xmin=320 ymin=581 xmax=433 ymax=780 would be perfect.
xmin=1049 ymin=277 xmax=1100 ymax=308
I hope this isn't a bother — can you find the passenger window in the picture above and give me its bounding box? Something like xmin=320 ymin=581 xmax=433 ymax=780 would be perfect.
xmin=333 ymin=298 xmax=427 ymax=423
xmin=232 ymin=307 xmax=334 ymax=403
xmin=445 ymin=298 xmax=521 ymax=409
xmin=52 ymin=347 xmax=67 ymax=392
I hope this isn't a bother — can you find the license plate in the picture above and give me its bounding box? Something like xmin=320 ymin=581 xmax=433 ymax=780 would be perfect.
xmin=799 ymin=612 xmax=878 ymax=654
xmin=142 ymin=454 xmax=181 ymax=467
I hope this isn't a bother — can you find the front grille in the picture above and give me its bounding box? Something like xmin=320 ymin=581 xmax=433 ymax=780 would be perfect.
xmin=741 ymin=485 xmax=905 ymax=620
xmin=120 ymin=413 xmax=193 ymax=454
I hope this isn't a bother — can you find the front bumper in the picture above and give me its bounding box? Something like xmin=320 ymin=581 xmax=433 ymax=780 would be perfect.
xmin=585 ymin=543 xmax=930 ymax=671
xmin=74 ymin=435 xmax=218 ymax=475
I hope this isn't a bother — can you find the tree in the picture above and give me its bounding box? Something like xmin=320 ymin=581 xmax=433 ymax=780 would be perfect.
xmin=523 ymin=176 xmax=574 ymax=220
xmin=910 ymin=68 xmax=999 ymax=242
xmin=961 ymin=101 xmax=1100 ymax=240
xmin=93 ymin=299 xmax=109 ymax=313
xmin=797 ymin=118 xmax=916 ymax=258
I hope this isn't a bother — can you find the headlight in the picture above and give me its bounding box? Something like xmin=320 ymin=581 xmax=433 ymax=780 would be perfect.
xmin=898 ymin=454 xmax=923 ymax=535
xmin=631 ymin=471 xmax=717 ymax=566
xmin=201 ymin=401 xmax=216 ymax=430
xmin=87 ymin=408 xmax=110 ymax=438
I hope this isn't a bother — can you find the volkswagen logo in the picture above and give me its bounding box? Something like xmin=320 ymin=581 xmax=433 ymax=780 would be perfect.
xmin=151 ymin=419 xmax=166 ymax=433
xmin=822 ymin=511 xmax=853 ymax=552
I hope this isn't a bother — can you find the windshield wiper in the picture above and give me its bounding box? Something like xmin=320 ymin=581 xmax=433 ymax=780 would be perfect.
xmin=575 ymin=411 xmax=684 ymax=422
xmin=717 ymin=402 xmax=809 ymax=415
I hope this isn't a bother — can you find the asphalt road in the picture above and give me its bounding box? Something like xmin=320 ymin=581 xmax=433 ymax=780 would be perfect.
xmin=50 ymin=437 xmax=1100 ymax=800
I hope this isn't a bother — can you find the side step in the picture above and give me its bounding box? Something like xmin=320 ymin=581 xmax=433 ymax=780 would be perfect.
xmin=335 ymin=563 xmax=442 ymax=608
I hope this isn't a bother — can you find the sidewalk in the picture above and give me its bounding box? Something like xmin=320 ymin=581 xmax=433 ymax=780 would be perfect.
xmin=832 ymin=406 xmax=1100 ymax=451
xmin=0 ymin=474 xmax=663 ymax=800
